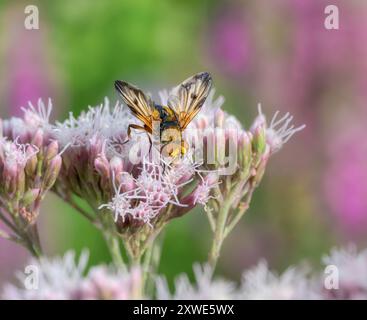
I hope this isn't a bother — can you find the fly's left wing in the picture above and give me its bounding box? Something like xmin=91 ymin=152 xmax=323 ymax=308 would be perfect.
xmin=167 ymin=72 xmax=212 ymax=129
xmin=115 ymin=80 xmax=154 ymax=132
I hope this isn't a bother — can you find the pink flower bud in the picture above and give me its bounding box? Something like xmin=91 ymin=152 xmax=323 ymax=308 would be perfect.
xmin=185 ymin=173 xmax=219 ymax=206
xmin=3 ymin=162 xmax=17 ymax=194
xmin=25 ymin=154 xmax=38 ymax=177
xmin=26 ymin=145 xmax=38 ymax=158
xmin=16 ymin=169 xmax=26 ymax=196
xmin=252 ymin=126 xmax=266 ymax=166
xmin=253 ymin=147 xmax=270 ymax=186
xmin=45 ymin=140 xmax=59 ymax=161
xmin=250 ymin=104 xmax=266 ymax=133
xmin=119 ymin=173 xmax=136 ymax=193
xmin=196 ymin=117 xmax=209 ymax=130
xmin=44 ymin=155 xmax=62 ymax=189
xmin=214 ymin=108 xmax=225 ymax=128
xmin=31 ymin=128 xmax=44 ymax=148
xmin=239 ymin=131 xmax=252 ymax=170
xmin=89 ymin=135 xmax=104 ymax=160
xmin=205 ymin=172 xmax=219 ymax=186
xmin=94 ymin=156 xmax=110 ymax=178
xmin=110 ymin=156 xmax=123 ymax=176
xmin=3 ymin=160 xmax=18 ymax=180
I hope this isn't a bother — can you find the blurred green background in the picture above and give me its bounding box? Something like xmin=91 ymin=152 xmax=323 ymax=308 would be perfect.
xmin=1 ymin=0 xmax=367 ymax=286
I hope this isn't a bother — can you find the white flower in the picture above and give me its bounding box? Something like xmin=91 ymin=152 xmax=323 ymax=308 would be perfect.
xmin=2 ymin=250 xmax=89 ymax=300
xmin=239 ymin=261 xmax=318 ymax=300
xmin=53 ymin=98 xmax=136 ymax=149
xmin=253 ymin=104 xmax=305 ymax=153
xmin=99 ymin=156 xmax=192 ymax=225
xmin=156 ymin=264 xmax=237 ymax=300
xmin=192 ymin=173 xmax=219 ymax=205
xmin=73 ymin=265 xmax=142 ymax=300
xmin=322 ymin=246 xmax=367 ymax=299
xmin=22 ymin=98 xmax=53 ymax=130
xmin=1 ymin=117 xmax=29 ymax=141
xmin=2 ymin=250 xmax=144 ymax=300
xmin=0 ymin=137 xmax=38 ymax=168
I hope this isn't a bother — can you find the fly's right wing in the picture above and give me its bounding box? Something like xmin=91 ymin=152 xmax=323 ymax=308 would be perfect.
xmin=167 ymin=72 xmax=212 ymax=129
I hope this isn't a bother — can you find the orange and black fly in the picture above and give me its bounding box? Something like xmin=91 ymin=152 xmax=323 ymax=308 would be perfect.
xmin=114 ymin=72 xmax=212 ymax=158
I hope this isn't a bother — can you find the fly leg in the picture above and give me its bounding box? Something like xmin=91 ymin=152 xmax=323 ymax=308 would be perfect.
xmin=123 ymin=124 xmax=153 ymax=155
xmin=123 ymin=124 xmax=146 ymax=144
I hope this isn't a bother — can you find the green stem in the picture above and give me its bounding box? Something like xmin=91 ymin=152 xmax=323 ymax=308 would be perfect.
xmin=0 ymin=206 xmax=43 ymax=257
xmin=142 ymin=242 xmax=154 ymax=290
xmin=224 ymin=189 xmax=254 ymax=238
xmin=208 ymin=180 xmax=250 ymax=270
xmin=142 ymin=232 xmax=165 ymax=296
xmin=30 ymin=224 xmax=43 ymax=255
xmin=0 ymin=207 xmax=20 ymax=236
xmin=224 ymin=207 xmax=247 ymax=239
xmin=22 ymin=231 xmax=42 ymax=258
xmin=208 ymin=199 xmax=231 ymax=270
xmin=0 ymin=230 xmax=21 ymax=243
xmin=29 ymin=240 xmax=43 ymax=258
xmin=206 ymin=204 xmax=216 ymax=232
xmin=103 ymin=232 xmax=126 ymax=271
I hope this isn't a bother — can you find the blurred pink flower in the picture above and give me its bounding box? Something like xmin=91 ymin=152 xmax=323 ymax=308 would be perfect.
xmin=324 ymin=120 xmax=367 ymax=232
xmin=217 ymin=0 xmax=367 ymax=236
xmin=3 ymin=7 xmax=54 ymax=117
xmin=208 ymin=9 xmax=251 ymax=76
xmin=289 ymin=0 xmax=367 ymax=107
xmin=0 ymin=228 xmax=28 ymax=287
xmin=0 ymin=3 xmax=55 ymax=286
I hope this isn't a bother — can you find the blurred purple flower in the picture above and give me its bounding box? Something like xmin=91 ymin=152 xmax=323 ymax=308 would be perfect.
xmin=216 ymin=0 xmax=367 ymax=237
xmin=1 ymin=3 xmax=57 ymax=286
xmin=208 ymin=10 xmax=251 ymax=76
xmin=8 ymin=34 xmax=50 ymax=116
xmin=3 ymin=3 xmax=58 ymax=117
xmin=0 ymin=226 xmax=28 ymax=287
xmin=324 ymin=120 xmax=367 ymax=232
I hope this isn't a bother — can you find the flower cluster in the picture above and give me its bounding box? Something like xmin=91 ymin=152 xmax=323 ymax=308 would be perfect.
xmin=167 ymin=88 xmax=305 ymax=267
xmin=51 ymin=98 xmax=218 ymax=261
xmin=158 ymin=246 xmax=367 ymax=300
xmin=0 ymin=100 xmax=62 ymax=256
xmin=238 ymin=261 xmax=317 ymax=299
xmin=156 ymin=264 xmax=236 ymax=300
xmin=2 ymin=250 xmax=143 ymax=300
xmin=0 ymin=79 xmax=304 ymax=274
xmin=4 ymin=246 xmax=366 ymax=300
xmin=156 ymin=262 xmax=316 ymax=300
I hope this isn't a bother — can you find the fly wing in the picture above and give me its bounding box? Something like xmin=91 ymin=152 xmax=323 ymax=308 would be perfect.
xmin=115 ymin=80 xmax=154 ymax=131
xmin=167 ymin=72 xmax=212 ymax=129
